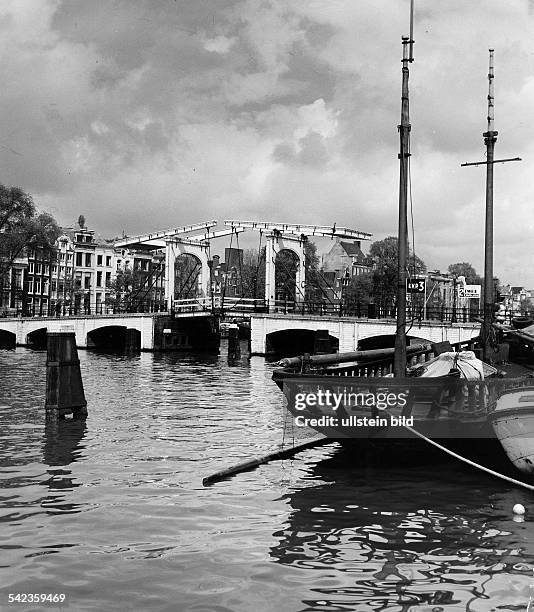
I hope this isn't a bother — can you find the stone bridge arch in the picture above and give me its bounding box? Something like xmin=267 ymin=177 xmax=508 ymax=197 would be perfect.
xmin=27 ymin=327 xmax=48 ymax=349
xmin=87 ymin=325 xmax=141 ymax=351
xmin=0 ymin=329 xmax=16 ymax=349
xmin=250 ymin=314 xmax=480 ymax=355
xmin=266 ymin=328 xmax=339 ymax=356
xmin=357 ymin=333 xmax=432 ymax=351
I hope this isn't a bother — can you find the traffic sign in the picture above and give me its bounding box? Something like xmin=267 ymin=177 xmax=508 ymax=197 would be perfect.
xmin=407 ymin=278 xmax=426 ymax=294
xmin=457 ymin=284 xmax=481 ymax=299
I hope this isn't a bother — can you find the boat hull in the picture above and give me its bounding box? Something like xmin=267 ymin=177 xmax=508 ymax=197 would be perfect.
xmin=491 ymin=387 xmax=534 ymax=476
xmin=276 ymin=372 xmax=497 ymax=441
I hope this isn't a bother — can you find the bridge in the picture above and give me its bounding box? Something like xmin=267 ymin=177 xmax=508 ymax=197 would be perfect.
xmin=0 ymin=311 xmax=218 ymax=352
xmin=0 ymin=219 xmax=489 ymax=353
xmin=250 ymin=312 xmax=480 ymax=356
xmin=114 ymin=219 xmax=371 ymax=312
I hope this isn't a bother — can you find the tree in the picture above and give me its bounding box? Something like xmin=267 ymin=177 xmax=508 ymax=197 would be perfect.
xmin=275 ymin=249 xmax=299 ymax=301
xmin=174 ymin=255 xmax=201 ymax=298
xmin=369 ymin=236 xmax=426 ymax=312
xmin=447 ymin=262 xmax=482 ymax=285
xmin=0 ymin=185 xmax=60 ymax=277
xmin=239 ymin=248 xmax=265 ymax=299
xmin=106 ymin=267 xmax=150 ymax=312
xmin=304 ymin=240 xmax=322 ymax=302
xmin=343 ymin=272 xmax=374 ymax=314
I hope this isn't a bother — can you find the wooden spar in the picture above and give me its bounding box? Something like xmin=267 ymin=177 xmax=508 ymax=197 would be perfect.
xmin=202 ymin=437 xmax=333 ymax=486
xmin=394 ymin=29 xmax=413 ymax=377
xmin=276 ymin=343 xmax=431 ymax=369
xmin=461 ymin=51 xmax=520 ymax=363
xmin=492 ymin=321 xmax=534 ymax=344
xmin=482 ymin=49 xmax=498 ymax=362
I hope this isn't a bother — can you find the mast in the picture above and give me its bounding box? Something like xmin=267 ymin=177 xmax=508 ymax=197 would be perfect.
xmin=481 ymin=50 xmax=498 ymax=362
xmin=461 ymin=50 xmax=520 ymax=362
xmin=394 ymin=9 xmax=414 ymax=377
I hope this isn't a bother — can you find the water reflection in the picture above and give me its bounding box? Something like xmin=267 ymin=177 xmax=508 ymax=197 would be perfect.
xmin=272 ymin=448 xmax=534 ymax=610
xmin=40 ymin=414 xmax=86 ymax=514
xmin=43 ymin=414 xmax=87 ymax=467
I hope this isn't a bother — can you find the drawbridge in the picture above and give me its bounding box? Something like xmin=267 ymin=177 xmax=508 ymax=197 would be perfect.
xmin=115 ymin=220 xmax=372 ymax=315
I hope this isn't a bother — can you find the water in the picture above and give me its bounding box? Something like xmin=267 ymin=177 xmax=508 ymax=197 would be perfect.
xmin=1 ymin=343 xmax=533 ymax=611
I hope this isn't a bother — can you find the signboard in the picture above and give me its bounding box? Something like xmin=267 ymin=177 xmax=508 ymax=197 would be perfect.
xmin=457 ymin=284 xmax=481 ymax=299
xmin=406 ymin=278 xmax=426 ymax=294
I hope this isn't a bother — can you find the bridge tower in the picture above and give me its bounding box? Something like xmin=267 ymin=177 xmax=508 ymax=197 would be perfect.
xmin=115 ymin=222 xmax=244 ymax=311
xmin=164 ymin=237 xmax=211 ymax=305
xmin=225 ymin=221 xmax=373 ymax=313
xmin=264 ymin=231 xmax=306 ymax=311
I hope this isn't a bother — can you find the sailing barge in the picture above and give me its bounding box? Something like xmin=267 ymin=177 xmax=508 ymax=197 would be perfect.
xmin=271 ymin=23 xmax=533 ymax=475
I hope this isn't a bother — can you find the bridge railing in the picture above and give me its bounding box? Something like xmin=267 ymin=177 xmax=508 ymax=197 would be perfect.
xmin=173 ymin=298 xmax=212 ymax=312
xmin=268 ymin=301 xmax=490 ymax=323
xmin=219 ymin=297 xmax=267 ymax=312
xmin=173 ymin=297 xmax=268 ymax=313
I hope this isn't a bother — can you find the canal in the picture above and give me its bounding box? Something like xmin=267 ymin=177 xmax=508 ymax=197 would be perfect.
xmin=1 ymin=343 xmax=533 ymax=611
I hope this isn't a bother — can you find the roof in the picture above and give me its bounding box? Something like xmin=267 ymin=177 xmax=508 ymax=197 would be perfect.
xmin=339 ymin=241 xmax=363 ymax=256
xmin=339 ymin=240 xmax=371 ymax=265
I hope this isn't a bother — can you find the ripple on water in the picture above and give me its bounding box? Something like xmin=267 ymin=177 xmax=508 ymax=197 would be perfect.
xmin=0 ymin=346 xmax=533 ymax=611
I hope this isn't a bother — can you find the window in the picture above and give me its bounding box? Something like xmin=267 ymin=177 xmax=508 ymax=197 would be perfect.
xmin=35 ymin=279 xmax=41 ymax=294
xmin=51 ymin=281 xmax=56 ymax=292
xmin=35 ymin=263 xmax=42 ymax=274
xmin=28 ymin=280 xmax=34 ymax=293
xmin=29 ymin=262 xmax=34 ymax=273
xmin=84 ymin=275 xmax=91 ymax=289
xmin=85 ymin=253 xmax=91 ymax=267
xmin=76 ymin=253 xmax=83 ymax=266
xmin=67 ymin=253 xmax=73 ymax=262
xmin=116 ymin=260 xmax=121 ymax=271
xmin=60 ymin=252 xmax=65 ymax=261
xmin=43 ymin=265 xmax=49 ymax=275
xmin=52 ymin=265 xmax=57 ymax=274
xmin=106 ymin=256 xmax=111 ymax=267
xmin=105 ymin=272 xmax=111 ymax=286
xmin=97 ymin=255 xmax=103 ymax=266
xmin=97 ymin=271 xmax=102 ymax=287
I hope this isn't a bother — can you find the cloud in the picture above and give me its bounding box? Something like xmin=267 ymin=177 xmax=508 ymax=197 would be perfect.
xmin=0 ymin=0 xmax=533 ymax=285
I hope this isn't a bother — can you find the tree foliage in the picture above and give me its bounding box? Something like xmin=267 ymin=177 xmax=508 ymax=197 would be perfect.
xmin=106 ymin=267 xmax=153 ymax=311
xmin=447 ymin=262 xmax=482 ymax=285
xmin=174 ymin=254 xmax=201 ymax=298
xmin=0 ymin=185 xmax=60 ymax=276
xmin=275 ymin=249 xmax=299 ymax=301
xmin=239 ymin=248 xmax=265 ymax=299
xmin=368 ymin=236 xmax=426 ymax=310
xmin=343 ymin=272 xmax=374 ymax=313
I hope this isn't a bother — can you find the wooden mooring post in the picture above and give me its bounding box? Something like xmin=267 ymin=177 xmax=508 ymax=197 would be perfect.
xmin=45 ymin=329 xmax=87 ymax=418
xmin=228 ymin=323 xmax=241 ymax=360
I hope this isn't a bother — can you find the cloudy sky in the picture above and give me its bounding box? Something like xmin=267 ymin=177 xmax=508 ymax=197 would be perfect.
xmin=1 ymin=0 xmax=534 ymax=284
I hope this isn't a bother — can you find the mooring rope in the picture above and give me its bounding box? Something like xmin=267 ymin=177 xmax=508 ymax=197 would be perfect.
xmin=396 ymin=417 xmax=534 ymax=491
